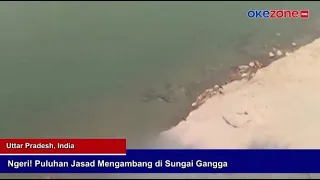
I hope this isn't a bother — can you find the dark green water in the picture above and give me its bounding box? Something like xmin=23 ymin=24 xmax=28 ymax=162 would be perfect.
xmin=0 ymin=1 xmax=320 ymax=151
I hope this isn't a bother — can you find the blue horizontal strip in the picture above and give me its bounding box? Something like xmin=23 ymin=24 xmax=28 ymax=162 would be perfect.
xmin=1 ymin=150 xmax=319 ymax=173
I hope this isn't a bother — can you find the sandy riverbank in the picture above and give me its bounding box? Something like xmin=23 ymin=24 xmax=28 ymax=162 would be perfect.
xmin=159 ymin=37 xmax=320 ymax=149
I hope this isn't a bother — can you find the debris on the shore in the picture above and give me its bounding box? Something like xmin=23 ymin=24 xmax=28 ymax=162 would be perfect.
xmin=237 ymin=65 xmax=250 ymax=72
xmin=191 ymin=85 xmax=224 ymax=110
xmin=276 ymin=50 xmax=283 ymax=56
xmin=247 ymin=61 xmax=266 ymax=81
xmin=254 ymin=61 xmax=264 ymax=68
xmin=214 ymin=84 xmax=224 ymax=94
xmin=190 ymin=40 xmax=297 ymax=113
xmin=228 ymin=60 xmax=264 ymax=83
xmin=269 ymin=52 xmax=275 ymax=58
xmin=237 ymin=111 xmax=248 ymax=115
xmin=222 ymin=115 xmax=252 ymax=128
xmin=241 ymin=73 xmax=248 ymax=78
xmin=188 ymin=39 xmax=303 ymax=122
xmin=249 ymin=62 xmax=255 ymax=67
xmin=248 ymin=72 xmax=256 ymax=81
xmin=222 ymin=116 xmax=239 ymax=128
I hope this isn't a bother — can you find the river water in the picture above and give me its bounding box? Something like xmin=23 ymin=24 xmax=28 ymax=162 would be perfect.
xmin=1 ymin=2 xmax=320 ymax=178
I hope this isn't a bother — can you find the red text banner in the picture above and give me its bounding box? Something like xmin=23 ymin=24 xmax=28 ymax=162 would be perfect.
xmin=0 ymin=139 xmax=126 ymax=155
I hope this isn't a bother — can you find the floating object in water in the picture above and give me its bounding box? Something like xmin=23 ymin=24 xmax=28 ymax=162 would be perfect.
xmin=276 ymin=33 xmax=281 ymax=36
xmin=249 ymin=62 xmax=255 ymax=67
xmin=237 ymin=65 xmax=249 ymax=72
xmin=157 ymin=94 xmax=173 ymax=103
xmin=276 ymin=50 xmax=283 ymax=56
xmin=292 ymin=42 xmax=297 ymax=47
xmin=141 ymin=96 xmax=150 ymax=102
xmin=269 ymin=52 xmax=275 ymax=58
xmin=141 ymin=88 xmax=172 ymax=103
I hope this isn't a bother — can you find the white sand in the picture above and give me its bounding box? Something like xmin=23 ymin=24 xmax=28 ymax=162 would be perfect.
xmin=160 ymin=38 xmax=320 ymax=149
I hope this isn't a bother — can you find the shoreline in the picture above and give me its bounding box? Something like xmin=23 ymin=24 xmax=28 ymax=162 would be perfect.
xmin=159 ymin=36 xmax=320 ymax=149
xmin=157 ymin=31 xmax=319 ymax=134
xmin=189 ymin=40 xmax=299 ymax=112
